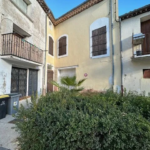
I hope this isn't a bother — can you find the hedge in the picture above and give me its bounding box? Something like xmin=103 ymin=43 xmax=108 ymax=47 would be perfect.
xmin=15 ymin=89 xmax=150 ymax=150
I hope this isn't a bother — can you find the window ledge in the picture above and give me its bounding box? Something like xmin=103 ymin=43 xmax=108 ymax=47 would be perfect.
xmin=48 ymin=54 xmax=54 ymax=58
xmin=91 ymin=54 xmax=110 ymax=59
xmin=134 ymin=54 xmax=150 ymax=58
xmin=10 ymin=0 xmax=33 ymax=23
xmin=58 ymin=54 xmax=68 ymax=59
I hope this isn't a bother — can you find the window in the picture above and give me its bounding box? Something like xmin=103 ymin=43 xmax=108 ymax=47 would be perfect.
xmin=11 ymin=67 xmax=27 ymax=97
xmin=92 ymin=26 xmax=107 ymax=56
xmin=58 ymin=35 xmax=68 ymax=58
xmin=141 ymin=20 xmax=150 ymax=55
xmin=49 ymin=36 xmax=54 ymax=56
xmin=90 ymin=18 xmax=109 ymax=58
xmin=143 ymin=69 xmax=150 ymax=78
xmin=12 ymin=0 xmax=28 ymax=14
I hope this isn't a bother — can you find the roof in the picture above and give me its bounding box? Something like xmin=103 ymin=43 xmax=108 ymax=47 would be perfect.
xmin=37 ymin=0 xmax=104 ymax=26
xmin=120 ymin=4 xmax=150 ymax=21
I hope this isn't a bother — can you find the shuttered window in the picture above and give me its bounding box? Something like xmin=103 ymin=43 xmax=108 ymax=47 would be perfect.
xmin=59 ymin=36 xmax=67 ymax=56
xmin=92 ymin=26 xmax=107 ymax=56
xmin=49 ymin=37 xmax=54 ymax=56
xmin=141 ymin=20 xmax=150 ymax=55
xmin=143 ymin=69 xmax=150 ymax=78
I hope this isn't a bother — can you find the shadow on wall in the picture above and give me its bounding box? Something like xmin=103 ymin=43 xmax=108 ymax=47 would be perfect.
xmin=121 ymin=36 xmax=132 ymax=52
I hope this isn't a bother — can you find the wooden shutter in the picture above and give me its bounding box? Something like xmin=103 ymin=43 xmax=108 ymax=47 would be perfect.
xmin=141 ymin=20 xmax=150 ymax=55
xmin=59 ymin=36 xmax=67 ymax=56
xmin=143 ymin=69 xmax=150 ymax=78
xmin=49 ymin=37 xmax=53 ymax=56
xmin=92 ymin=26 xmax=107 ymax=56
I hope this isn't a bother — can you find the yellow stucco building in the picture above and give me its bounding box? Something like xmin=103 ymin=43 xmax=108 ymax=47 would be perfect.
xmin=39 ymin=0 xmax=121 ymax=93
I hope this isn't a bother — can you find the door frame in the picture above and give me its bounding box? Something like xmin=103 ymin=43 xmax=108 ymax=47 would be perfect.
xmin=47 ymin=63 xmax=54 ymax=92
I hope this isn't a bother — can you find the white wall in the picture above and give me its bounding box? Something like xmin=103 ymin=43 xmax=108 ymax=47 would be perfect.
xmin=121 ymin=12 xmax=150 ymax=95
xmin=0 ymin=59 xmax=12 ymax=95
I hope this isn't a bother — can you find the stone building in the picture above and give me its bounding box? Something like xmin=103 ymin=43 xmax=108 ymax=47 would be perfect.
xmin=0 ymin=0 xmax=47 ymax=97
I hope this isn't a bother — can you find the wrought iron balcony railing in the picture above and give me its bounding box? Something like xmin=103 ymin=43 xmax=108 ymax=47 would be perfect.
xmin=2 ymin=33 xmax=43 ymax=64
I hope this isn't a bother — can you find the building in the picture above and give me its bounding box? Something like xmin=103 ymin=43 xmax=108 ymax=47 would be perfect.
xmin=121 ymin=4 xmax=150 ymax=95
xmin=1 ymin=0 xmax=148 ymax=97
xmin=37 ymin=0 xmax=122 ymax=93
xmin=0 ymin=0 xmax=47 ymax=97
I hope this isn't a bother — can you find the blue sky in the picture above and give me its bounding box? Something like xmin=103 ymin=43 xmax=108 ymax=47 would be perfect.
xmin=45 ymin=0 xmax=150 ymax=19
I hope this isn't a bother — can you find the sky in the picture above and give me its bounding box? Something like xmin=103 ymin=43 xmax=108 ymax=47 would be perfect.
xmin=45 ymin=0 xmax=150 ymax=19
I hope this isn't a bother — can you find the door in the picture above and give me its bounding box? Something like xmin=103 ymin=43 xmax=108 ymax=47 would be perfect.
xmin=28 ymin=69 xmax=38 ymax=96
xmin=141 ymin=20 xmax=150 ymax=55
xmin=11 ymin=67 xmax=27 ymax=97
xmin=47 ymin=70 xmax=53 ymax=92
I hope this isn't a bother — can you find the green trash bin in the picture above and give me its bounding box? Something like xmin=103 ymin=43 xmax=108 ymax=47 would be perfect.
xmin=7 ymin=93 xmax=21 ymax=115
xmin=0 ymin=95 xmax=9 ymax=119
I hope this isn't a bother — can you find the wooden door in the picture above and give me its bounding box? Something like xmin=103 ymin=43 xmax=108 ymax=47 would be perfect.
xmin=141 ymin=20 xmax=150 ymax=55
xmin=47 ymin=70 xmax=53 ymax=92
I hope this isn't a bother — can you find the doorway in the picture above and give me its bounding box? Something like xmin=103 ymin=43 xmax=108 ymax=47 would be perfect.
xmin=47 ymin=70 xmax=54 ymax=93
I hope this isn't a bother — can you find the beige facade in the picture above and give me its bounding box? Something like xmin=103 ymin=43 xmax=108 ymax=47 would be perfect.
xmin=121 ymin=11 xmax=150 ymax=95
xmin=45 ymin=0 xmax=121 ymax=92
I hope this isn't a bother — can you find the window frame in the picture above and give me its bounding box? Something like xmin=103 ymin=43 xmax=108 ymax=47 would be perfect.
xmin=12 ymin=0 xmax=28 ymax=14
xmin=57 ymin=34 xmax=68 ymax=58
xmin=90 ymin=17 xmax=110 ymax=59
xmin=48 ymin=35 xmax=54 ymax=57
xmin=143 ymin=69 xmax=150 ymax=79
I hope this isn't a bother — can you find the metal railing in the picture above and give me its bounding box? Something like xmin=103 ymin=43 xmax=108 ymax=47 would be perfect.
xmin=2 ymin=33 xmax=43 ymax=64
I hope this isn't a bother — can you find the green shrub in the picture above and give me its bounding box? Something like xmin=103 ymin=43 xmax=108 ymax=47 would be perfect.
xmin=15 ymin=90 xmax=150 ymax=150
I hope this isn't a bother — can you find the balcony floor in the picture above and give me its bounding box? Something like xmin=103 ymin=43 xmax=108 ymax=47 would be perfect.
xmin=131 ymin=54 xmax=150 ymax=61
xmin=0 ymin=55 xmax=42 ymax=67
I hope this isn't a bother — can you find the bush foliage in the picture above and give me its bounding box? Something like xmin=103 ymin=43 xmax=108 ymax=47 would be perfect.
xmin=15 ymin=89 xmax=150 ymax=150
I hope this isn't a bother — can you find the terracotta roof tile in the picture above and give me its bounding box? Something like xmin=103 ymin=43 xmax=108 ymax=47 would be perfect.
xmin=37 ymin=0 xmax=104 ymax=26
xmin=120 ymin=4 xmax=150 ymax=21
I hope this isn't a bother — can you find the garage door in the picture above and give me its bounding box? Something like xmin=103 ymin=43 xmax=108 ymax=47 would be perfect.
xmin=59 ymin=68 xmax=76 ymax=85
xmin=28 ymin=69 xmax=38 ymax=96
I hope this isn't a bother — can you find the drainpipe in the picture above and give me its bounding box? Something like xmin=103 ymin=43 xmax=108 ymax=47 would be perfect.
xmin=114 ymin=0 xmax=123 ymax=93
xmin=43 ymin=13 xmax=47 ymax=95
xmin=109 ymin=0 xmax=114 ymax=90
xmin=119 ymin=18 xmax=123 ymax=94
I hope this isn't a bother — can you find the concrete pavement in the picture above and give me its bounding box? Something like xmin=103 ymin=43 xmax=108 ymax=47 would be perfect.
xmin=0 ymin=115 xmax=19 ymax=150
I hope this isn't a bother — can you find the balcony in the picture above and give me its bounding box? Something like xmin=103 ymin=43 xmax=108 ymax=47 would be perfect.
xmin=131 ymin=33 xmax=150 ymax=61
xmin=1 ymin=33 xmax=43 ymax=64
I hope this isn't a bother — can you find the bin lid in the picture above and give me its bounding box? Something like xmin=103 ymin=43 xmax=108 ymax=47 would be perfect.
xmin=0 ymin=95 xmax=9 ymax=99
xmin=7 ymin=93 xmax=21 ymax=96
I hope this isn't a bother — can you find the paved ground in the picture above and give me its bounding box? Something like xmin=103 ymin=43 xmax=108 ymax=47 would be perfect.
xmin=0 ymin=115 xmax=19 ymax=150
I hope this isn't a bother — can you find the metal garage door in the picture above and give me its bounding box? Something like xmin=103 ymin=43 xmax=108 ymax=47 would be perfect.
xmin=28 ymin=69 xmax=38 ymax=96
xmin=59 ymin=68 xmax=76 ymax=85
